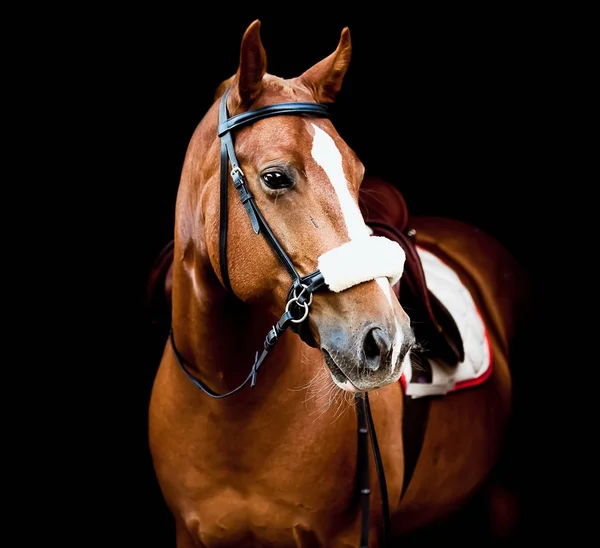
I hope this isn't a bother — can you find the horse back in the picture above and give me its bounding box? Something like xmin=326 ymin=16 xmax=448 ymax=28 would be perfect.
xmin=409 ymin=215 xmax=531 ymax=357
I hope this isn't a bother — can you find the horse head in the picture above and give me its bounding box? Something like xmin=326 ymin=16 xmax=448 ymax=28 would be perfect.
xmin=175 ymin=20 xmax=414 ymax=392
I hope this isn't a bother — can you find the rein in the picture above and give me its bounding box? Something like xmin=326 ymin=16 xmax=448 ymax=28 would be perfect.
xmin=169 ymin=88 xmax=391 ymax=547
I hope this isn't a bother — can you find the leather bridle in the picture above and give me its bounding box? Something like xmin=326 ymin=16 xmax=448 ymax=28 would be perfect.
xmin=169 ymin=87 xmax=391 ymax=547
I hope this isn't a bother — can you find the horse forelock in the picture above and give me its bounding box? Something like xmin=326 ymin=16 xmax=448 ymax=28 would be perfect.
xmin=223 ymin=74 xmax=323 ymax=118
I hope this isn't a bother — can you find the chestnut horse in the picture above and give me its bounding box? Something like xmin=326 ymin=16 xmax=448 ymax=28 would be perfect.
xmin=148 ymin=20 xmax=531 ymax=547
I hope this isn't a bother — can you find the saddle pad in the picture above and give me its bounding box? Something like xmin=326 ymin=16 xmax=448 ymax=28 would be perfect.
xmin=401 ymin=247 xmax=492 ymax=398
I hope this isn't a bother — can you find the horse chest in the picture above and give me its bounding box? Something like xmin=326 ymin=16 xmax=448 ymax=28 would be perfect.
xmin=189 ymin=489 xmax=335 ymax=547
xmin=177 ymin=413 xmax=361 ymax=546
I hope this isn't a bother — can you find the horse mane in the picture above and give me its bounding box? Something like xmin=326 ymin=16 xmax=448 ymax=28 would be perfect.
xmin=144 ymin=240 xmax=174 ymax=333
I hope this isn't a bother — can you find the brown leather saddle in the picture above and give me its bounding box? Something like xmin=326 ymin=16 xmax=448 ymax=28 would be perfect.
xmin=358 ymin=175 xmax=464 ymax=367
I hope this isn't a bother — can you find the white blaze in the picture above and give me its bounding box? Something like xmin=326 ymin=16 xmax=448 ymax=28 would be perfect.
xmin=376 ymin=277 xmax=404 ymax=370
xmin=310 ymin=125 xmax=370 ymax=241
xmin=310 ymin=124 xmax=405 ymax=367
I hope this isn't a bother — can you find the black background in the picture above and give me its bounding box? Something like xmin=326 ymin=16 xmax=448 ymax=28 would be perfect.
xmin=51 ymin=6 xmax=579 ymax=546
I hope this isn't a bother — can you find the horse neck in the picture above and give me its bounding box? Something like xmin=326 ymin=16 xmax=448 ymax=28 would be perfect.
xmin=170 ymin=242 xmax=311 ymax=401
xmin=168 ymin=241 xmax=363 ymax=462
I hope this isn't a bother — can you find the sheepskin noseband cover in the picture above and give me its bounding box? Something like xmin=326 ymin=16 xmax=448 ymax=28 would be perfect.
xmin=317 ymin=236 xmax=405 ymax=293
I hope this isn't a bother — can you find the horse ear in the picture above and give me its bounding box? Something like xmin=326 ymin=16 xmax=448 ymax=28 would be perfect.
xmin=229 ymin=19 xmax=267 ymax=110
xmin=298 ymin=27 xmax=352 ymax=103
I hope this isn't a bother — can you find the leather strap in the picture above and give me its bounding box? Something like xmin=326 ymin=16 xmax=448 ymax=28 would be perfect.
xmin=365 ymin=392 xmax=390 ymax=545
xmin=400 ymin=365 xmax=431 ymax=499
xmin=218 ymin=101 xmax=329 ymax=136
xmin=219 ymin=127 xmax=232 ymax=290
xmin=354 ymin=392 xmax=391 ymax=548
xmin=355 ymin=394 xmax=371 ymax=548
xmin=169 ymin=307 xmax=299 ymax=398
xmin=250 ymin=202 xmax=301 ymax=282
xmin=218 ymin=90 xmax=260 ymax=290
xmin=368 ymin=220 xmax=464 ymax=365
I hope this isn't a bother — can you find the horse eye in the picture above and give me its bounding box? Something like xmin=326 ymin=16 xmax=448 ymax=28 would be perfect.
xmin=261 ymin=170 xmax=293 ymax=190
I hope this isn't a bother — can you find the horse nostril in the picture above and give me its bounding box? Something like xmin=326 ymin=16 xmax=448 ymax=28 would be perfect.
xmin=362 ymin=327 xmax=389 ymax=371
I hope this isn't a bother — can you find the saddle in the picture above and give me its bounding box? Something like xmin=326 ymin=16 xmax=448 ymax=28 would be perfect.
xmin=358 ymin=175 xmax=464 ymax=366
xmin=146 ymin=175 xmax=464 ymax=366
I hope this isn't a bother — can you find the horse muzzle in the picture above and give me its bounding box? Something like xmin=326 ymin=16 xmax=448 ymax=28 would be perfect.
xmin=321 ymin=322 xmax=414 ymax=391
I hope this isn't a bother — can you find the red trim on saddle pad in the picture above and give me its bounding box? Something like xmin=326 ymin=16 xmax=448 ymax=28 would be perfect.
xmin=400 ymin=316 xmax=493 ymax=397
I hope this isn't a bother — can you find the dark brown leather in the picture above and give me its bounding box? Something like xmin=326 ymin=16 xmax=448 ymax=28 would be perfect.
xmin=359 ymin=175 xmax=464 ymax=365
xmin=146 ymin=175 xmax=463 ymax=364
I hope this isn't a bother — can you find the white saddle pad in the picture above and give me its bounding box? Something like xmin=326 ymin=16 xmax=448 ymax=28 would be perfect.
xmin=401 ymin=247 xmax=491 ymax=398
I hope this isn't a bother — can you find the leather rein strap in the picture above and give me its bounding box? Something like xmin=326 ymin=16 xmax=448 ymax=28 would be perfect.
xmin=170 ymin=87 xmax=391 ymax=547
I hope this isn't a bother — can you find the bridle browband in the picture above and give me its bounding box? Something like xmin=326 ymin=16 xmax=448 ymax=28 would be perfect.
xmin=169 ymin=87 xmax=391 ymax=547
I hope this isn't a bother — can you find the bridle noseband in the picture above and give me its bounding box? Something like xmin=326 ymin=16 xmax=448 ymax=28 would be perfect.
xmin=169 ymin=87 xmax=391 ymax=547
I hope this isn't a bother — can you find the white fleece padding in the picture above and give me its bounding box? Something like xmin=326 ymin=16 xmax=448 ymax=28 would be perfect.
xmin=317 ymin=236 xmax=405 ymax=293
xmin=403 ymin=247 xmax=491 ymax=398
